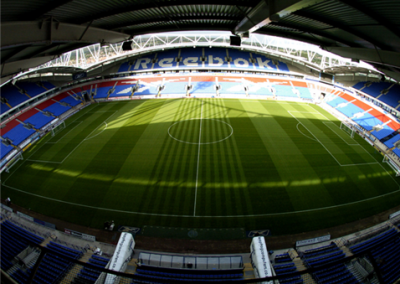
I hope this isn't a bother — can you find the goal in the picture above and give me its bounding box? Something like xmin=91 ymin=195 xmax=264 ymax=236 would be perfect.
xmin=5 ymin=151 xmax=23 ymax=173
xmin=340 ymin=121 xmax=355 ymax=138
xmin=383 ymin=155 xmax=400 ymax=177
xmin=51 ymin=121 xmax=66 ymax=137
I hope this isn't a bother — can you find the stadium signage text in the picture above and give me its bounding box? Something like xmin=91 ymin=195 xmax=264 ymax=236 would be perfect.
xmin=132 ymin=56 xmax=276 ymax=70
xmin=389 ymin=210 xmax=400 ymax=219
xmin=296 ymin=234 xmax=331 ymax=247
xmin=65 ymin=228 xmax=96 ymax=241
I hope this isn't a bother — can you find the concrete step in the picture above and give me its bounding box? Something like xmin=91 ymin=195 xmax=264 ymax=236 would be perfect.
xmin=293 ymin=258 xmax=307 ymax=271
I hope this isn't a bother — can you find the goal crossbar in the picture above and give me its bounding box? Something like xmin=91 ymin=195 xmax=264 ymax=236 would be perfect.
xmin=51 ymin=121 xmax=66 ymax=137
xmin=340 ymin=121 xmax=355 ymax=138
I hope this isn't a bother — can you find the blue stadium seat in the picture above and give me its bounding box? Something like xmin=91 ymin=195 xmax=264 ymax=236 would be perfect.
xmin=24 ymin=112 xmax=54 ymax=129
xmin=154 ymin=49 xmax=179 ymax=70
xmin=17 ymin=82 xmax=48 ymax=98
xmin=2 ymin=124 xmax=36 ymax=146
xmin=1 ymin=84 xmax=30 ymax=107
xmin=60 ymin=96 xmax=82 ymax=107
xmin=43 ymin=103 xmax=71 ymax=117
xmin=350 ymin=228 xmax=398 ymax=254
xmin=1 ymin=143 xmax=14 ymax=160
xmin=205 ymin=48 xmax=229 ymax=69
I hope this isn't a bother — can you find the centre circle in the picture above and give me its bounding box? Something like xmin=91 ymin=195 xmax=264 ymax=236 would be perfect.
xmin=168 ymin=118 xmax=233 ymax=144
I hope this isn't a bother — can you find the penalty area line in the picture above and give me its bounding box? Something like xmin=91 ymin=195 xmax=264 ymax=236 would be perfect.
xmin=61 ymin=110 xmax=118 ymax=163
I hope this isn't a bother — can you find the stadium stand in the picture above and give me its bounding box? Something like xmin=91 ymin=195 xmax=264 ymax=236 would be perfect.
xmin=1 ymin=84 xmax=31 ymax=108
xmin=1 ymin=124 xmax=36 ymax=146
xmin=0 ymin=220 xmax=44 ymax=271
xmin=0 ymin=82 xmax=55 ymax=115
xmin=1 ymin=143 xmax=14 ymax=160
xmin=370 ymin=235 xmax=400 ymax=284
xmin=29 ymin=242 xmax=83 ymax=284
xmin=273 ymin=254 xmax=303 ymax=284
xmin=43 ymin=103 xmax=71 ymax=117
xmin=325 ymin=94 xmax=397 ymax=138
xmin=205 ymin=47 xmax=230 ymax=69
xmin=71 ymin=254 xmax=109 ymax=284
xmin=353 ymin=82 xmax=400 ymax=109
xmin=117 ymin=48 xmax=289 ymax=73
xmin=24 ymin=112 xmax=54 ymax=129
xmin=118 ymin=61 xmax=131 ymax=73
xmin=275 ymin=85 xmax=298 ymax=98
xmin=154 ymin=49 xmax=179 ymax=70
xmin=349 ymin=228 xmax=399 ymax=255
xmin=60 ymin=96 xmax=82 ymax=107
xmin=191 ymin=80 xmax=216 ymax=94
xmin=17 ymin=82 xmax=54 ymax=98
xmin=300 ymin=242 xmax=359 ymax=283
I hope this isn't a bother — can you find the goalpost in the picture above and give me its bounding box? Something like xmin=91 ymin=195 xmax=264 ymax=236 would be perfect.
xmin=383 ymin=155 xmax=400 ymax=177
xmin=51 ymin=121 xmax=66 ymax=137
xmin=340 ymin=121 xmax=355 ymax=138
xmin=5 ymin=151 xmax=23 ymax=173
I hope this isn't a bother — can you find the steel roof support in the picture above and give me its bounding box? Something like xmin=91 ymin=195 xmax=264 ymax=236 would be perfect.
xmin=337 ymin=0 xmax=400 ymax=41
xmin=1 ymin=22 xmax=130 ymax=49
xmin=75 ymin=0 xmax=258 ymax=25
xmin=293 ymin=11 xmax=393 ymax=51
xmin=321 ymin=46 xmax=400 ymax=69
xmin=234 ymin=0 xmax=325 ymax=35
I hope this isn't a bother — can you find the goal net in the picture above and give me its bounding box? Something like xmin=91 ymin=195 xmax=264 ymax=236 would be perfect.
xmin=340 ymin=121 xmax=355 ymax=138
xmin=383 ymin=155 xmax=400 ymax=177
xmin=5 ymin=151 xmax=23 ymax=173
xmin=51 ymin=121 xmax=66 ymax=137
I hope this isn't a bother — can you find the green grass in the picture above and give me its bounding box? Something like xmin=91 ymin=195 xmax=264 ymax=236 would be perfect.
xmin=2 ymin=98 xmax=400 ymax=236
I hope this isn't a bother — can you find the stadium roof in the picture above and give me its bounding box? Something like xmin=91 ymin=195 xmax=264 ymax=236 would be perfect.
xmin=2 ymin=0 xmax=400 ymax=80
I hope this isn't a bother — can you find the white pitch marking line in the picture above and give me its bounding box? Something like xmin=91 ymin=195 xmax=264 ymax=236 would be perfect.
xmin=1 ymin=105 xmax=97 ymax=184
xmin=60 ymin=110 xmax=118 ymax=163
xmin=84 ymin=122 xmax=107 ymax=141
xmin=289 ymin=110 xmax=379 ymax=167
xmin=288 ymin=111 xmax=342 ymax=166
xmin=340 ymin=162 xmax=379 ymax=167
xmin=193 ymin=101 xmax=203 ymax=217
xmin=47 ymin=121 xmax=83 ymax=143
xmin=3 ymin=181 xmax=400 ymax=218
xmin=323 ymin=121 xmax=359 ymax=146
xmin=296 ymin=123 xmax=317 ymax=141
xmin=310 ymin=106 xmax=396 ymax=173
xmin=26 ymin=159 xmax=62 ymax=164
xmin=168 ymin=118 xmax=233 ymax=145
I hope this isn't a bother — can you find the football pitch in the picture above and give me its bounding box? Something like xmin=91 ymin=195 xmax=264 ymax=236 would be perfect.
xmin=2 ymin=98 xmax=400 ymax=235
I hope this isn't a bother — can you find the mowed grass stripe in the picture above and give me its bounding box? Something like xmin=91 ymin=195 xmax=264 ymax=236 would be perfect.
xmin=111 ymin=99 xmax=185 ymax=213
xmin=215 ymin=99 xmax=244 ymax=217
xmin=284 ymin=104 xmax=368 ymax=205
xmin=221 ymin=100 xmax=254 ymax=217
xmin=155 ymin=100 xmax=199 ymax=215
xmin=298 ymin=106 xmax=393 ymax=201
xmin=4 ymin=99 xmax=400 ymax=233
xmin=137 ymin=99 xmax=199 ymax=216
xmin=35 ymin=101 xmax=149 ymax=206
xmin=223 ymin=100 xmax=293 ymax=215
xmin=60 ymin=100 xmax=155 ymax=208
xmin=248 ymin=100 xmax=336 ymax=211
xmin=212 ymin=99 xmax=245 ymax=217
xmin=290 ymin=110 xmax=362 ymax=165
xmin=288 ymin=105 xmax=397 ymax=203
xmin=170 ymin=100 xmax=204 ymax=218
xmin=202 ymin=99 xmax=233 ymax=217
xmin=27 ymin=103 xmax=116 ymax=162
